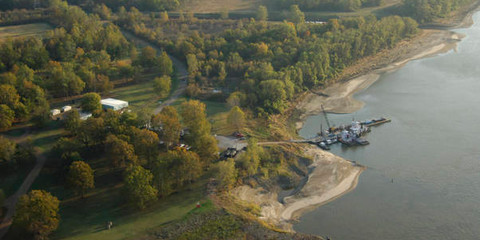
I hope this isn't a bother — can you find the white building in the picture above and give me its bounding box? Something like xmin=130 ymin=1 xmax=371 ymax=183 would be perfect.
xmin=101 ymin=98 xmax=129 ymax=111
xmin=61 ymin=105 xmax=72 ymax=112
xmin=79 ymin=112 xmax=92 ymax=120
xmin=50 ymin=109 xmax=61 ymax=116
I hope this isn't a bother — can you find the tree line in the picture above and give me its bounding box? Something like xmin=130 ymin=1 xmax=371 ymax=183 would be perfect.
xmin=401 ymin=0 xmax=473 ymax=23
xmin=268 ymin=0 xmax=383 ymax=12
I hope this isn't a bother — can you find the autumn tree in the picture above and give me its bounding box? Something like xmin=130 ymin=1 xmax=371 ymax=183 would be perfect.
xmin=256 ymin=5 xmax=268 ymax=21
xmin=180 ymin=100 xmax=218 ymax=161
xmin=0 ymin=135 xmax=16 ymax=165
xmin=220 ymin=9 xmax=229 ymax=19
xmin=124 ymin=165 xmax=158 ymax=209
xmin=130 ymin=127 xmax=159 ymax=165
xmin=13 ymin=190 xmax=60 ymax=240
xmin=160 ymin=11 xmax=169 ymax=22
xmin=227 ymin=106 xmax=246 ymax=132
xmin=151 ymin=106 xmax=181 ymax=146
xmin=77 ymin=117 xmax=106 ymax=148
xmin=153 ymin=75 xmax=171 ymax=98
xmin=215 ymin=158 xmax=237 ymax=190
xmin=81 ymin=92 xmax=101 ymax=113
xmin=226 ymin=91 xmax=246 ymax=108
xmin=66 ymin=161 xmax=95 ymax=197
xmin=105 ymin=134 xmax=138 ymax=168
xmin=0 ymin=104 xmax=15 ymax=129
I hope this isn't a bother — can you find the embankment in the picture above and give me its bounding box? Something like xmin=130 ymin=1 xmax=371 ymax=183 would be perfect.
xmin=232 ymin=146 xmax=364 ymax=231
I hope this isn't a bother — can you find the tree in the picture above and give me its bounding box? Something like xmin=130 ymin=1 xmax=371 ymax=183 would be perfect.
xmin=239 ymin=138 xmax=262 ymax=176
xmin=226 ymin=91 xmax=246 ymax=107
xmin=0 ymin=84 xmax=20 ymax=108
xmin=0 ymin=104 xmax=15 ymax=129
xmin=124 ymin=165 xmax=158 ymax=209
xmin=105 ymin=134 xmax=138 ymax=168
xmin=0 ymin=135 xmax=16 ymax=165
xmin=160 ymin=11 xmax=168 ymax=22
xmin=256 ymin=5 xmax=268 ymax=21
xmin=227 ymin=106 xmax=246 ymax=132
xmin=215 ymin=158 xmax=237 ymax=190
xmin=77 ymin=117 xmax=106 ymax=148
xmin=180 ymin=100 xmax=218 ymax=162
xmin=130 ymin=128 xmax=159 ymax=165
xmin=157 ymin=51 xmax=173 ymax=76
xmin=138 ymin=46 xmax=157 ymax=68
xmin=151 ymin=106 xmax=181 ymax=146
xmin=66 ymin=161 xmax=94 ymax=197
xmin=13 ymin=190 xmax=60 ymax=240
xmin=64 ymin=109 xmax=80 ymax=134
xmin=154 ymin=148 xmax=202 ymax=191
xmin=153 ymin=75 xmax=171 ymax=98
xmin=220 ymin=9 xmax=229 ymax=19
xmin=81 ymin=92 xmax=101 ymax=113
xmin=289 ymin=5 xmax=305 ymax=24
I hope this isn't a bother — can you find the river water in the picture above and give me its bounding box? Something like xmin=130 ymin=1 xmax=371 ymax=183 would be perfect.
xmin=296 ymin=12 xmax=480 ymax=240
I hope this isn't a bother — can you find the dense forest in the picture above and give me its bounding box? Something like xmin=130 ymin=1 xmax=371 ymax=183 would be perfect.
xmin=118 ymin=6 xmax=418 ymax=115
xmin=0 ymin=0 xmax=173 ymax=129
xmin=401 ymin=0 xmax=474 ymax=23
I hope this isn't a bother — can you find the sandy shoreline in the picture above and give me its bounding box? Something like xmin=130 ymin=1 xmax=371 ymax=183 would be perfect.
xmin=295 ymin=29 xmax=464 ymax=130
xmin=232 ymin=146 xmax=365 ymax=231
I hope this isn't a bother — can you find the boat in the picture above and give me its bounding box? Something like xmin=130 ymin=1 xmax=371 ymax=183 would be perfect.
xmin=355 ymin=138 xmax=369 ymax=145
xmin=361 ymin=117 xmax=391 ymax=127
xmin=318 ymin=141 xmax=330 ymax=150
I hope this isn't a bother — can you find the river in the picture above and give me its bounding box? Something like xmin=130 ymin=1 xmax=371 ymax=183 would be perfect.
xmin=296 ymin=11 xmax=480 ymax=240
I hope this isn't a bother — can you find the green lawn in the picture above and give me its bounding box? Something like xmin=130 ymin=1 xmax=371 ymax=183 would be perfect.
xmin=109 ymin=80 xmax=159 ymax=111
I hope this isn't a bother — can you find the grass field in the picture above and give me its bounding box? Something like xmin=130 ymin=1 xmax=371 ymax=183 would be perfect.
xmin=0 ymin=23 xmax=53 ymax=41
xmin=181 ymin=0 xmax=260 ymax=13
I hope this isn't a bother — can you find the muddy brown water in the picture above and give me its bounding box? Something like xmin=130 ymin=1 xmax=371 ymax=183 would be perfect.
xmin=297 ymin=12 xmax=480 ymax=240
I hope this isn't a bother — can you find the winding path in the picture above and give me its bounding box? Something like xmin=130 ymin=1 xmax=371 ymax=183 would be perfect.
xmin=120 ymin=30 xmax=188 ymax=114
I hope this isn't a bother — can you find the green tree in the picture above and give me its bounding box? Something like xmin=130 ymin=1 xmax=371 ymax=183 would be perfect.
xmin=64 ymin=109 xmax=80 ymax=134
xmin=289 ymin=5 xmax=305 ymax=24
xmin=227 ymin=106 xmax=246 ymax=132
xmin=0 ymin=84 xmax=20 ymax=108
xmin=256 ymin=5 xmax=268 ymax=21
xmin=153 ymin=75 xmax=171 ymax=98
xmin=0 ymin=104 xmax=15 ymax=129
xmin=220 ymin=9 xmax=229 ymax=19
xmin=81 ymin=92 xmax=101 ymax=113
xmin=13 ymin=190 xmax=60 ymax=240
xmin=0 ymin=135 xmax=16 ymax=165
xmin=77 ymin=117 xmax=106 ymax=148
xmin=105 ymin=134 xmax=138 ymax=168
xmin=215 ymin=158 xmax=237 ymax=190
xmin=239 ymin=138 xmax=262 ymax=176
xmin=66 ymin=161 xmax=95 ymax=197
xmin=124 ymin=165 xmax=158 ymax=209
xmin=157 ymin=51 xmax=173 ymax=76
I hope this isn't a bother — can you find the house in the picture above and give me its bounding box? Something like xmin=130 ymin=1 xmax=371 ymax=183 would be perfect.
xmin=50 ymin=109 xmax=61 ymax=116
xmin=61 ymin=105 xmax=72 ymax=112
xmin=79 ymin=112 xmax=92 ymax=120
xmin=100 ymin=98 xmax=129 ymax=111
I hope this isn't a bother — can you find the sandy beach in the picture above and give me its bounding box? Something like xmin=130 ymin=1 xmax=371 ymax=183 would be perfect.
xmin=232 ymin=146 xmax=364 ymax=231
xmin=295 ymin=29 xmax=464 ymax=130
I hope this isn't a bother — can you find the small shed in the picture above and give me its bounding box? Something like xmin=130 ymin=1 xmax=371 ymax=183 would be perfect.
xmin=79 ymin=112 xmax=92 ymax=120
xmin=50 ymin=109 xmax=61 ymax=116
xmin=101 ymin=98 xmax=129 ymax=111
xmin=62 ymin=105 xmax=72 ymax=112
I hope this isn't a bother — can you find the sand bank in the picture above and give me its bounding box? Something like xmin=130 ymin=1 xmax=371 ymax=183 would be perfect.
xmin=295 ymin=30 xmax=464 ymax=130
xmin=232 ymin=147 xmax=364 ymax=231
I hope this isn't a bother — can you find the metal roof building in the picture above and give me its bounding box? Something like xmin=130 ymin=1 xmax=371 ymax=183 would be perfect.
xmin=101 ymin=98 xmax=129 ymax=111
